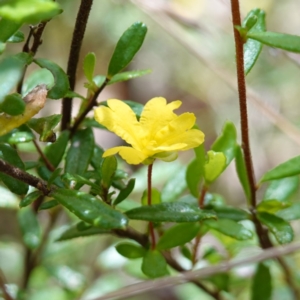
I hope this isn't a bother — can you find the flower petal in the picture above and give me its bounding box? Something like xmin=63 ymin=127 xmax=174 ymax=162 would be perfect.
xmin=159 ymin=129 xmax=205 ymax=151
xmin=154 ymin=112 xmax=196 ymax=143
xmin=94 ymin=100 xmax=142 ymax=149
xmin=139 ymin=97 xmax=182 ymax=139
xmin=103 ymin=146 xmax=148 ymax=165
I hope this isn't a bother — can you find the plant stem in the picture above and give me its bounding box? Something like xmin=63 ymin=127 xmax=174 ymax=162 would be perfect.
xmin=17 ymin=22 xmax=48 ymax=93
xmin=0 ymin=159 xmax=51 ymax=195
xmin=198 ymin=185 xmax=207 ymax=209
xmin=70 ymin=78 xmax=109 ymax=136
xmin=33 ymin=139 xmax=55 ymax=172
xmin=147 ymin=163 xmax=156 ymax=249
xmin=230 ymin=0 xmax=256 ymax=209
xmin=230 ymin=1 xmax=300 ymax=298
xmin=61 ymin=0 xmax=94 ymax=130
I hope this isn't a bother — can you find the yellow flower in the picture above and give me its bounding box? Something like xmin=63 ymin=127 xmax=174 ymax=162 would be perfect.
xmin=94 ymin=97 xmax=205 ymax=165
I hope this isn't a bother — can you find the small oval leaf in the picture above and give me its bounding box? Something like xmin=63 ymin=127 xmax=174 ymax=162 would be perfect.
xmin=51 ymin=188 xmax=128 ymax=229
xmin=257 ymin=212 xmax=294 ymax=244
xmin=116 ymin=242 xmax=146 ymax=259
xmin=34 ymin=58 xmax=69 ymax=99
xmin=156 ymin=223 xmax=200 ymax=250
xmin=260 ymin=156 xmax=300 ymax=182
xmin=204 ymin=151 xmax=226 ymax=184
xmin=125 ymin=202 xmax=216 ymax=223
xmin=247 ymin=31 xmax=300 ymax=53
xmin=107 ymin=22 xmax=147 ymax=78
xmin=141 ymin=250 xmax=169 ymax=278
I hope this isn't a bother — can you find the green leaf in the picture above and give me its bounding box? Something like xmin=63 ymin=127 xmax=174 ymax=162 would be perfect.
xmin=27 ymin=114 xmax=61 ymax=142
xmin=276 ymin=203 xmax=300 ymax=221
xmin=7 ymin=30 xmax=24 ymax=43
xmin=22 ymin=68 xmax=54 ymax=96
xmin=141 ymin=188 xmax=161 ymax=206
xmin=257 ymin=212 xmax=294 ymax=244
xmin=34 ymin=58 xmax=69 ymax=99
xmin=8 ymin=128 xmax=35 ymax=144
xmin=65 ymin=127 xmax=94 ymax=176
xmin=257 ymin=200 xmax=290 ymax=214
xmin=0 ymin=18 xmax=22 ymax=42
xmin=251 ymin=263 xmax=272 ymax=300
xmin=205 ymin=219 xmax=253 ymax=240
xmin=208 ymin=205 xmax=250 ymax=222
xmin=235 ymin=146 xmax=251 ymax=201
xmin=126 ymin=203 xmax=216 ymax=222
xmin=115 ymin=242 xmax=146 ymax=259
xmin=161 ymin=167 xmax=187 ymax=202
xmin=114 ymin=178 xmax=135 ymax=205
xmin=39 ymin=199 xmax=58 ymax=210
xmin=101 ymin=156 xmax=117 ymax=190
xmin=0 ymin=53 xmax=32 ymax=104
xmin=243 ymin=9 xmax=266 ymax=74
xmin=186 ymin=144 xmax=205 ymax=198
xmin=211 ymin=121 xmax=237 ymax=166
xmin=90 ymin=145 xmax=105 ymax=170
xmin=156 ymin=223 xmax=200 ymax=250
xmin=44 ymin=131 xmax=69 ymax=167
xmin=107 ymin=22 xmax=147 ymax=78
xmin=51 ymin=188 xmax=128 ymax=229
xmin=141 ymin=250 xmax=169 ymax=278
xmin=0 ymin=143 xmax=28 ymax=194
xmin=62 ymin=173 xmax=100 ymax=193
xmin=204 ymin=151 xmax=226 ymax=184
xmin=108 ymin=69 xmax=151 ymax=85
xmin=263 ymin=176 xmax=299 ymax=202
xmin=247 ymin=31 xmax=300 ymax=53
xmin=19 ymin=190 xmax=42 ymax=208
xmin=0 ymin=0 xmax=62 ymax=23
xmin=260 ymin=156 xmax=300 ymax=182
xmin=17 ymin=207 xmax=41 ymax=249
xmin=1 ymin=93 xmax=25 ymax=115
xmin=83 ymin=52 xmax=96 ymax=82
xmin=56 ymin=221 xmax=109 ymax=241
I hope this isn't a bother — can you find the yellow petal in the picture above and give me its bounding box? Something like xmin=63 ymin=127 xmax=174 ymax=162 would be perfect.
xmin=154 ymin=112 xmax=196 ymax=143
xmin=161 ymin=129 xmax=205 ymax=151
xmin=103 ymin=146 xmax=148 ymax=165
xmin=139 ymin=97 xmax=182 ymax=139
xmin=94 ymin=100 xmax=142 ymax=149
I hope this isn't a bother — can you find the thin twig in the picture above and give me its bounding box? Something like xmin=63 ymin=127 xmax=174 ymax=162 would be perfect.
xmin=70 ymin=78 xmax=109 ymax=136
xmin=92 ymin=241 xmax=300 ymax=300
xmin=0 ymin=159 xmax=51 ymax=195
xmin=33 ymin=139 xmax=55 ymax=172
xmin=61 ymin=0 xmax=94 ymax=130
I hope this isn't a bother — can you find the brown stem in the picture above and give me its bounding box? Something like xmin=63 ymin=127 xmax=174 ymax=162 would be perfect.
xmin=33 ymin=139 xmax=55 ymax=172
xmin=17 ymin=22 xmax=48 ymax=93
xmin=230 ymin=0 xmax=256 ymax=208
xmin=0 ymin=158 xmax=51 ymax=195
xmin=230 ymin=1 xmax=300 ymax=297
xmin=198 ymin=185 xmax=207 ymax=209
xmin=70 ymin=78 xmax=109 ymax=136
xmin=61 ymin=0 xmax=94 ymax=130
xmin=192 ymin=235 xmax=201 ymax=266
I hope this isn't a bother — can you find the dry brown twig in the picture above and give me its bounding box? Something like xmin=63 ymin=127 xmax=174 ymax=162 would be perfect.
xmin=91 ymin=242 xmax=300 ymax=300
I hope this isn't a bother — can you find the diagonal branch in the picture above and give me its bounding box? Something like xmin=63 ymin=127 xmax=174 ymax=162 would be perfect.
xmin=0 ymin=159 xmax=51 ymax=195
